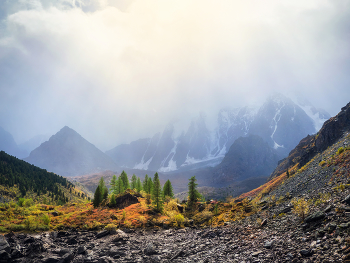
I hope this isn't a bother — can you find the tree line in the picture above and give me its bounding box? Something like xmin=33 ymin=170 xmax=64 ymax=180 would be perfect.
xmin=0 ymin=151 xmax=73 ymax=200
xmin=93 ymin=171 xmax=173 ymax=211
xmin=93 ymin=170 xmax=202 ymax=213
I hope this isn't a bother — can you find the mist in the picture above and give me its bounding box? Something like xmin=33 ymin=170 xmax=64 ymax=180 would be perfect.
xmin=0 ymin=0 xmax=349 ymax=150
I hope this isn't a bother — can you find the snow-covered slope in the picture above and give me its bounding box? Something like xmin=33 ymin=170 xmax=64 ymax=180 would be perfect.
xmin=106 ymin=93 xmax=329 ymax=172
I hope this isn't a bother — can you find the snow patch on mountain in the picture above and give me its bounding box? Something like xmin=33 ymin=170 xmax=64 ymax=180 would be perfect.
xmin=298 ymin=104 xmax=329 ymax=132
xmin=133 ymin=157 xmax=153 ymax=170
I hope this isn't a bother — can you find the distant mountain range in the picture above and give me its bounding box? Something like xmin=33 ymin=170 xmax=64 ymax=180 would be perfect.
xmin=0 ymin=127 xmax=48 ymax=159
xmin=106 ymin=93 xmax=330 ymax=172
xmin=24 ymin=126 xmax=118 ymax=177
xmin=0 ymin=93 xmax=330 ymax=181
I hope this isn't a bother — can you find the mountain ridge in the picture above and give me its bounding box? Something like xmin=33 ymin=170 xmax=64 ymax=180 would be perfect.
xmin=24 ymin=126 xmax=118 ymax=177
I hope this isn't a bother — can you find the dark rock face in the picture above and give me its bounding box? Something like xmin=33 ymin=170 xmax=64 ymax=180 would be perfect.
xmin=304 ymin=211 xmax=325 ymax=223
xmin=114 ymin=191 xmax=141 ymax=209
xmin=269 ymin=101 xmax=350 ymax=180
xmin=24 ymin=126 xmax=118 ymax=177
xmin=211 ymin=135 xmax=280 ymax=184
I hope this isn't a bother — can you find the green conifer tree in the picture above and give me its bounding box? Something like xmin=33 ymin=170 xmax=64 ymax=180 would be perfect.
xmin=136 ymin=177 xmax=142 ymax=192
xmin=143 ymin=174 xmax=149 ymax=192
xmin=152 ymin=172 xmax=163 ymax=212
xmin=120 ymin=171 xmax=130 ymax=189
xmin=110 ymin=175 xmax=117 ymax=194
xmin=93 ymin=185 xmax=102 ymax=208
xmin=147 ymin=177 xmax=153 ymax=194
xmin=103 ymin=186 xmax=108 ymax=201
xmin=110 ymin=193 xmax=116 ymax=207
xmin=115 ymin=176 xmax=125 ymax=194
xmin=131 ymin=174 xmax=137 ymax=190
xmin=163 ymin=179 xmax=174 ymax=198
xmin=188 ymin=176 xmax=201 ymax=211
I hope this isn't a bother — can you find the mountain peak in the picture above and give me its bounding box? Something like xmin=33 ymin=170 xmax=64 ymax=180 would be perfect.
xmin=24 ymin=126 xmax=118 ymax=177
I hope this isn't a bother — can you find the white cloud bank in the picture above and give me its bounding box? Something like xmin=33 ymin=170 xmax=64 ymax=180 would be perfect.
xmin=0 ymin=0 xmax=349 ymax=150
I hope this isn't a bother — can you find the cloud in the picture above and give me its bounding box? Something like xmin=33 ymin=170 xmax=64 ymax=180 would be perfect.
xmin=0 ymin=0 xmax=349 ymax=150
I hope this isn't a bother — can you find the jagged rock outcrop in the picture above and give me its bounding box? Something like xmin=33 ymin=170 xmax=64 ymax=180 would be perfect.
xmin=269 ymin=102 xmax=350 ymax=180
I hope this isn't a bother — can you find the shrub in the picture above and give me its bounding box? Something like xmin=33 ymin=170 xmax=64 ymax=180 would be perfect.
xmin=8 ymin=224 xmax=26 ymax=231
xmin=0 ymin=226 xmax=7 ymax=232
xmin=173 ymin=214 xmax=184 ymax=227
xmin=337 ymin=147 xmax=345 ymax=155
xmin=291 ymin=198 xmax=309 ymax=221
xmin=23 ymin=199 xmax=34 ymax=207
xmin=319 ymin=160 xmax=326 ymax=167
xmin=42 ymin=214 xmax=51 ymax=225
xmin=105 ymin=223 xmax=118 ymax=231
xmin=193 ymin=210 xmax=213 ymax=224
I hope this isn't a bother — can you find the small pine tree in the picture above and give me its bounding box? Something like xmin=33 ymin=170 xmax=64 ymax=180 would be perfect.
xmin=163 ymin=179 xmax=174 ymax=198
xmin=110 ymin=175 xmax=117 ymax=194
xmin=115 ymin=177 xmax=125 ymax=195
xmin=120 ymin=171 xmax=130 ymax=189
xmin=147 ymin=177 xmax=153 ymax=194
xmin=152 ymin=172 xmax=163 ymax=212
xmin=98 ymin=177 xmax=106 ymax=198
xmin=136 ymin=177 xmax=142 ymax=192
xmin=286 ymin=168 xmax=290 ymax=178
xmin=188 ymin=176 xmax=201 ymax=211
xmin=93 ymin=185 xmax=102 ymax=208
xmin=103 ymin=186 xmax=108 ymax=201
xmin=143 ymin=174 xmax=149 ymax=192
xmin=131 ymin=174 xmax=137 ymax=190
xmin=110 ymin=193 xmax=116 ymax=207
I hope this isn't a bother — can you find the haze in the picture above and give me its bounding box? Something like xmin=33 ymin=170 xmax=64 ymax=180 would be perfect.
xmin=0 ymin=0 xmax=349 ymax=151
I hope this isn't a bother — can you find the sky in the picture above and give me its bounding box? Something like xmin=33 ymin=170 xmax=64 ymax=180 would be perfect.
xmin=0 ymin=0 xmax=349 ymax=151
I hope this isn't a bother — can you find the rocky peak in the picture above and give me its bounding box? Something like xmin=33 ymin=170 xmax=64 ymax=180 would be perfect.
xmin=269 ymin=101 xmax=350 ymax=180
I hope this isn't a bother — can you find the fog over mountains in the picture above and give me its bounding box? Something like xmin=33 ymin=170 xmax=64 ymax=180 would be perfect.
xmin=106 ymin=93 xmax=330 ymax=173
xmin=0 ymin=93 xmax=330 ymax=178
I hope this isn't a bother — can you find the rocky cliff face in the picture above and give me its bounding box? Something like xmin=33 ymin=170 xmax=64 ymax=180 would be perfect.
xmin=24 ymin=126 xmax=118 ymax=177
xmin=269 ymin=101 xmax=350 ymax=180
xmin=211 ymin=135 xmax=279 ymax=184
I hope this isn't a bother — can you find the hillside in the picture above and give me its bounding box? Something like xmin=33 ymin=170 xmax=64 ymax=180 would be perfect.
xmin=24 ymin=126 xmax=118 ymax=177
xmin=0 ymin=151 xmax=87 ymax=205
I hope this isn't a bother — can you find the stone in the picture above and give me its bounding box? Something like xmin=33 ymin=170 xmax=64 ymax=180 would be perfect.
xmin=344 ymin=194 xmax=350 ymax=205
xmin=61 ymin=252 xmax=74 ymax=263
xmin=300 ymin=249 xmax=313 ymax=257
xmin=260 ymin=219 xmax=268 ymax=227
xmin=304 ymin=211 xmax=325 ymax=223
xmin=77 ymin=246 xmax=86 ymax=255
xmin=0 ymin=236 xmax=10 ymax=253
xmin=0 ymin=250 xmax=11 ymax=261
xmin=264 ymin=240 xmax=274 ymax=249
xmin=278 ymin=206 xmax=292 ymax=214
xmin=43 ymin=256 xmax=60 ymax=263
xmin=144 ymin=242 xmax=156 ymax=255
xmin=251 ymin=250 xmax=263 ymax=257
xmin=96 ymin=230 xmax=110 ymax=239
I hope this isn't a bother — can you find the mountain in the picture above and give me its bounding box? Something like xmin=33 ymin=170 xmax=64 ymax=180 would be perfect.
xmin=0 ymin=126 xmax=26 ymax=158
xmin=210 ymin=135 xmax=279 ymax=184
xmin=24 ymin=126 xmax=118 ymax=177
xmin=18 ymin=134 xmax=50 ymax=158
xmin=269 ymin=101 xmax=350 ymax=181
xmin=106 ymin=93 xmax=329 ymax=172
